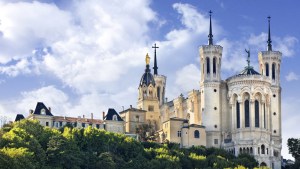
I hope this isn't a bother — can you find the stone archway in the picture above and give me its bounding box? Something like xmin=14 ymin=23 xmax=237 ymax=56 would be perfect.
xmin=260 ymin=162 xmax=267 ymax=167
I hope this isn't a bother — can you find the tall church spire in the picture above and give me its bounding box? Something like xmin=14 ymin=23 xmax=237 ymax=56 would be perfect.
xmin=152 ymin=43 xmax=159 ymax=75
xmin=267 ymin=16 xmax=272 ymax=51
xmin=208 ymin=10 xmax=213 ymax=45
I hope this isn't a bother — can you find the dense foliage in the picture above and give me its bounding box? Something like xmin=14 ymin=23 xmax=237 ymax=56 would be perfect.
xmin=0 ymin=120 xmax=268 ymax=169
xmin=284 ymin=138 xmax=300 ymax=169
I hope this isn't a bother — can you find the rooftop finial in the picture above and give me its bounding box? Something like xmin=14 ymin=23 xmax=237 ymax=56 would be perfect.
xmin=208 ymin=10 xmax=213 ymax=45
xmin=267 ymin=16 xmax=272 ymax=51
xmin=145 ymin=53 xmax=150 ymax=65
xmin=152 ymin=43 xmax=159 ymax=75
xmin=245 ymin=49 xmax=250 ymax=67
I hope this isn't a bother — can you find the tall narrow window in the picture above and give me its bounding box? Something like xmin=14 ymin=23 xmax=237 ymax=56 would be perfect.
xmin=261 ymin=145 xmax=265 ymax=154
xmin=255 ymin=100 xmax=259 ymax=128
xmin=245 ymin=100 xmax=250 ymax=127
xmin=206 ymin=57 xmax=210 ymax=74
xmin=236 ymin=101 xmax=240 ymax=128
xmin=264 ymin=103 xmax=266 ymax=129
xmin=265 ymin=63 xmax=269 ymax=76
xmin=213 ymin=57 xmax=216 ymax=74
xmin=272 ymin=63 xmax=276 ymax=80
xmin=194 ymin=130 xmax=200 ymax=138
xmin=178 ymin=131 xmax=181 ymax=137
xmin=157 ymin=87 xmax=161 ymax=101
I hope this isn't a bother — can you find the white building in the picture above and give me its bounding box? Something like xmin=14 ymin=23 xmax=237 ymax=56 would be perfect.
xmin=123 ymin=13 xmax=281 ymax=169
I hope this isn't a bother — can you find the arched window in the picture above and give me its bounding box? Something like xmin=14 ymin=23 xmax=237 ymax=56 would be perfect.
xmin=206 ymin=57 xmax=210 ymax=74
xmin=236 ymin=101 xmax=240 ymax=128
xmin=265 ymin=63 xmax=269 ymax=76
xmin=113 ymin=115 xmax=118 ymax=121
xmin=255 ymin=100 xmax=259 ymax=128
xmin=261 ymin=145 xmax=265 ymax=154
xmin=213 ymin=57 xmax=217 ymax=74
xmin=272 ymin=63 xmax=276 ymax=80
xmin=245 ymin=100 xmax=250 ymax=127
xmin=194 ymin=130 xmax=200 ymax=138
xmin=41 ymin=108 xmax=46 ymax=115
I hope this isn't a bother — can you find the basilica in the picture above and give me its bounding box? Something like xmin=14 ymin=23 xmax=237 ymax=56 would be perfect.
xmin=120 ymin=14 xmax=282 ymax=168
xmin=14 ymin=13 xmax=282 ymax=169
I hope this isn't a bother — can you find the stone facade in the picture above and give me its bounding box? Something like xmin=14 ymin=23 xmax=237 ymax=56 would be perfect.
xmin=122 ymin=16 xmax=282 ymax=169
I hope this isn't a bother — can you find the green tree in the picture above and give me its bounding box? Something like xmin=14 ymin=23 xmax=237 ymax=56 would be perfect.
xmin=0 ymin=127 xmax=46 ymax=167
xmin=234 ymin=153 xmax=258 ymax=169
xmin=46 ymin=135 xmax=82 ymax=169
xmin=287 ymin=138 xmax=300 ymax=160
xmin=96 ymin=152 xmax=116 ymax=169
xmin=0 ymin=147 xmax=35 ymax=169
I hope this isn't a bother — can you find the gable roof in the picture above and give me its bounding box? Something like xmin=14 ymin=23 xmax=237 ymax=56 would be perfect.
xmin=33 ymin=102 xmax=53 ymax=116
xmin=104 ymin=108 xmax=123 ymax=121
xmin=15 ymin=114 xmax=25 ymax=122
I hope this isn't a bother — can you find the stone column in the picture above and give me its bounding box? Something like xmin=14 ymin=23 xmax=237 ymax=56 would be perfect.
xmin=260 ymin=100 xmax=264 ymax=129
xmin=230 ymin=103 xmax=235 ymax=131
xmin=240 ymin=101 xmax=244 ymax=129
xmin=250 ymin=99 xmax=255 ymax=129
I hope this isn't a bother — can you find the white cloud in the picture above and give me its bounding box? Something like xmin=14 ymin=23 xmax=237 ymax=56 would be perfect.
xmin=0 ymin=85 xmax=70 ymax=121
xmin=17 ymin=86 xmax=70 ymax=116
xmin=248 ymin=33 xmax=298 ymax=57
xmin=0 ymin=1 xmax=72 ymax=63
xmin=285 ymin=72 xmax=299 ymax=82
xmin=275 ymin=36 xmax=298 ymax=57
xmin=282 ymin=97 xmax=300 ymax=160
xmin=175 ymin=64 xmax=200 ymax=92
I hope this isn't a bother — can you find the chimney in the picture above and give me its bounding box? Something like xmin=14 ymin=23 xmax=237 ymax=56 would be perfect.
xmin=130 ymin=105 xmax=132 ymax=109
xmin=102 ymin=111 xmax=105 ymax=120
xmin=91 ymin=113 xmax=93 ymax=120
xmin=48 ymin=107 xmax=51 ymax=112
xmin=83 ymin=115 xmax=85 ymax=119
xmin=29 ymin=109 xmax=33 ymax=114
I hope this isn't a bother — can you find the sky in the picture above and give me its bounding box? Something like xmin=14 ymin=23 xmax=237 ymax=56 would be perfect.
xmin=0 ymin=0 xmax=299 ymax=160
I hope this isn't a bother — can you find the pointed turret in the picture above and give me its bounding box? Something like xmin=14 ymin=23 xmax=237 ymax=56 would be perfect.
xmin=208 ymin=10 xmax=213 ymax=45
xmin=152 ymin=43 xmax=159 ymax=75
xmin=267 ymin=16 xmax=272 ymax=51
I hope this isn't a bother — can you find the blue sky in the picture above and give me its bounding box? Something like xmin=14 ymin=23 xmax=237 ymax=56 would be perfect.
xmin=0 ymin=0 xmax=299 ymax=160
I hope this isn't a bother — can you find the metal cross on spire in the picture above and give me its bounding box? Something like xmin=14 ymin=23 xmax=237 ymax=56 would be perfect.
xmin=267 ymin=16 xmax=272 ymax=51
xmin=152 ymin=43 xmax=159 ymax=75
xmin=208 ymin=10 xmax=213 ymax=45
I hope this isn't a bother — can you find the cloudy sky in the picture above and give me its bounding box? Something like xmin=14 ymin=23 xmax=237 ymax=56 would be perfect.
xmin=0 ymin=0 xmax=299 ymax=160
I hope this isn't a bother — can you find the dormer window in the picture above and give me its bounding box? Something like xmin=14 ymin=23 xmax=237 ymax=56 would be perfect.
xmin=113 ymin=115 xmax=118 ymax=121
xmin=41 ymin=108 xmax=46 ymax=115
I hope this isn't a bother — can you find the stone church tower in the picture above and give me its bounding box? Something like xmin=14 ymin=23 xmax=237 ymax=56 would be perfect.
xmin=152 ymin=43 xmax=167 ymax=106
xmin=199 ymin=11 xmax=223 ymax=147
xmin=137 ymin=53 xmax=160 ymax=130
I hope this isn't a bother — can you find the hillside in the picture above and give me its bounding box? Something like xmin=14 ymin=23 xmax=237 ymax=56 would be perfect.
xmin=0 ymin=120 xmax=269 ymax=169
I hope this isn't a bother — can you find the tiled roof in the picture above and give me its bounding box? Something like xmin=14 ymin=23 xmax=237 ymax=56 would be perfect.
xmin=119 ymin=107 xmax=147 ymax=114
xmin=53 ymin=116 xmax=103 ymax=124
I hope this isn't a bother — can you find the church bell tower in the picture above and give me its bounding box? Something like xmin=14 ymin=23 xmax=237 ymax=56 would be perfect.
xmin=199 ymin=11 xmax=223 ymax=147
xmin=137 ymin=53 xmax=160 ymax=130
